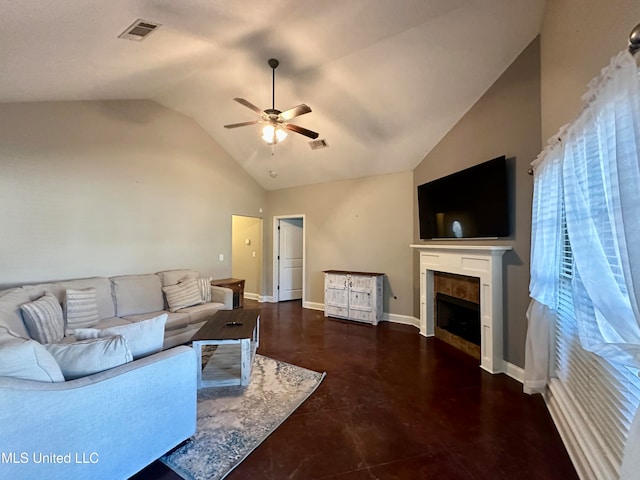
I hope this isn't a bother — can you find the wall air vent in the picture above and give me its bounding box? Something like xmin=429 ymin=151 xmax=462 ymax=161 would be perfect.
xmin=309 ymin=139 xmax=329 ymax=150
xmin=118 ymin=19 xmax=161 ymax=41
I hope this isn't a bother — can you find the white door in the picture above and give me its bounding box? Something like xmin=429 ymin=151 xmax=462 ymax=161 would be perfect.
xmin=278 ymin=218 xmax=303 ymax=301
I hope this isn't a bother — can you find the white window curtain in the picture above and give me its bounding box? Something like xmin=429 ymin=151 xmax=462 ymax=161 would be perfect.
xmin=525 ymin=138 xmax=564 ymax=394
xmin=562 ymin=51 xmax=640 ymax=367
xmin=526 ymin=50 xmax=640 ymax=478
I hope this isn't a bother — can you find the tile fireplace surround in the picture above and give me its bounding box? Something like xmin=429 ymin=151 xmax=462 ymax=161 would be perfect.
xmin=411 ymin=244 xmax=511 ymax=373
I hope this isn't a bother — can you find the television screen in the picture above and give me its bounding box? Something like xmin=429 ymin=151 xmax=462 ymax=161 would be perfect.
xmin=418 ymin=156 xmax=509 ymax=239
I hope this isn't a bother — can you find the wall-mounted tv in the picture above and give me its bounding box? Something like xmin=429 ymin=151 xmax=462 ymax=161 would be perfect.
xmin=418 ymin=155 xmax=509 ymax=239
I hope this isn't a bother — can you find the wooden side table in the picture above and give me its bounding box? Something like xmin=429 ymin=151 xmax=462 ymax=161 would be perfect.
xmin=211 ymin=278 xmax=245 ymax=309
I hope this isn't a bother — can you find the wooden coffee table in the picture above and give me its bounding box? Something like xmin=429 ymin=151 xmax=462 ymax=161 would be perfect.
xmin=191 ymin=309 xmax=260 ymax=388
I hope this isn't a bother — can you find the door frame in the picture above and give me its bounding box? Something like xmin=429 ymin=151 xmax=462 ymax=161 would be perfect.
xmin=272 ymin=214 xmax=305 ymax=303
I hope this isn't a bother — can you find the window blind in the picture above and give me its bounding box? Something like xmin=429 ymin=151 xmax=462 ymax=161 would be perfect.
xmin=550 ymin=201 xmax=640 ymax=479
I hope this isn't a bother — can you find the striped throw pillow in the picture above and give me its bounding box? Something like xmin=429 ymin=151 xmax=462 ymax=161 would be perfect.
xmin=197 ymin=277 xmax=212 ymax=303
xmin=162 ymin=279 xmax=204 ymax=312
xmin=64 ymin=288 xmax=100 ymax=335
xmin=20 ymin=293 xmax=65 ymax=344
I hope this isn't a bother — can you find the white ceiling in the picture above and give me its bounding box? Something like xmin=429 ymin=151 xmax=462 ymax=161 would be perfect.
xmin=0 ymin=0 xmax=545 ymax=190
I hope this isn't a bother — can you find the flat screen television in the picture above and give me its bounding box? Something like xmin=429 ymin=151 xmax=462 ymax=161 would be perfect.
xmin=418 ymin=155 xmax=509 ymax=239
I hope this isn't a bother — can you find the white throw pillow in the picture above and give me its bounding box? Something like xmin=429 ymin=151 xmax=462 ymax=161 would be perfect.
xmin=162 ymin=279 xmax=203 ymax=312
xmin=45 ymin=336 xmax=133 ymax=380
xmin=64 ymin=287 xmax=100 ymax=334
xmin=20 ymin=293 xmax=65 ymax=344
xmin=0 ymin=328 xmax=65 ymax=382
xmin=74 ymin=313 xmax=167 ymax=360
xmin=197 ymin=277 xmax=212 ymax=303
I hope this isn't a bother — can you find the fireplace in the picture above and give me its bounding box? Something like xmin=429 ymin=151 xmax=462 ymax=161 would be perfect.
xmin=434 ymin=272 xmax=481 ymax=359
xmin=410 ymin=244 xmax=511 ymax=373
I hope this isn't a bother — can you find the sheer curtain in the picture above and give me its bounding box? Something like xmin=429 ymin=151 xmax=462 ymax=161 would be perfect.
xmin=526 ymin=50 xmax=640 ymax=478
xmin=562 ymin=51 xmax=640 ymax=367
xmin=525 ymin=139 xmax=564 ymax=394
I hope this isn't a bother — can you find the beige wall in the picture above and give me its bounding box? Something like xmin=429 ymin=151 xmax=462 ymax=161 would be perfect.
xmin=413 ymin=38 xmax=541 ymax=367
xmin=541 ymin=0 xmax=640 ymax=141
xmin=0 ymin=101 xmax=266 ymax=287
xmin=231 ymin=215 xmax=262 ymax=296
xmin=266 ymin=172 xmax=414 ymax=317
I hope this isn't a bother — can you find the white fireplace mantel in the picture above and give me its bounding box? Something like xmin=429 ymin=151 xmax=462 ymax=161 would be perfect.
xmin=410 ymin=244 xmax=511 ymax=373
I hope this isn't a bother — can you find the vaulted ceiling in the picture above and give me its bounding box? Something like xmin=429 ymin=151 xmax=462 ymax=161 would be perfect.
xmin=0 ymin=0 xmax=545 ymax=190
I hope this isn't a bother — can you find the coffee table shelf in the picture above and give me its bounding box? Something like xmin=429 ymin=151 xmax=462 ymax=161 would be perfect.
xmin=191 ymin=310 xmax=260 ymax=388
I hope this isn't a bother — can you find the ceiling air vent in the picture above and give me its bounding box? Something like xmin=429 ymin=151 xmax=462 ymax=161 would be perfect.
xmin=309 ymin=139 xmax=329 ymax=150
xmin=118 ymin=19 xmax=161 ymax=41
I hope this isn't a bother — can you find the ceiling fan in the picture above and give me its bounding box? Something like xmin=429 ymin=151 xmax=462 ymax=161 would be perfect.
xmin=224 ymin=58 xmax=319 ymax=144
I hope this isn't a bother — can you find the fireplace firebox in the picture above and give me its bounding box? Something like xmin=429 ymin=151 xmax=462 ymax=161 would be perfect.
xmin=436 ymin=293 xmax=480 ymax=346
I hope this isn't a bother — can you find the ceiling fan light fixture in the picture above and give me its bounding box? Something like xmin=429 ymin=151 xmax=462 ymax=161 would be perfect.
xmin=262 ymin=124 xmax=288 ymax=144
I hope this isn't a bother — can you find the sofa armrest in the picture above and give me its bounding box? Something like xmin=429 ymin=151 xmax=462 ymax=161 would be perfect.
xmin=211 ymin=285 xmax=233 ymax=310
xmin=0 ymin=346 xmax=197 ymax=480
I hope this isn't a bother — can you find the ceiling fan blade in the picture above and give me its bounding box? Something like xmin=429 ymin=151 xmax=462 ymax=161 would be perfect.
xmin=285 ymin=123 xmax=319 ymax=139
xmin=279 ymin=104 xmax=312 ymax=121
xmin=233 ymin=97 xmax=264 ymax=115
xmin=224 ymin=120 xmax=260 ymax=129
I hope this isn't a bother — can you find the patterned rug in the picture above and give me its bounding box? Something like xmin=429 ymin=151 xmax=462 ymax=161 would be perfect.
xmin=161 ymin=354 xmax=326 ymax=480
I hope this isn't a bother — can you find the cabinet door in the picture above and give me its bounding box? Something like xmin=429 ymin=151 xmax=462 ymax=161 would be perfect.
xmin=349 ymin=289 xmax=372 ymax=311
xmin=325 ymin=274 xmax=348 ymax=317
xmin=348 ymin=275 xmax=373 ymax=313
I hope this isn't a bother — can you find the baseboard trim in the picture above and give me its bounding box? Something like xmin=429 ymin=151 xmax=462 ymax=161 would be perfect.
xmin=381 ymin=313 xmax=420 ymax=329
xmin=303 ymin=301 xmax=324 ymax=311
xmin=244 ymin=292 xmax=260 ymax=301
xmin=503 ymin=362 xmax=524 ymax=383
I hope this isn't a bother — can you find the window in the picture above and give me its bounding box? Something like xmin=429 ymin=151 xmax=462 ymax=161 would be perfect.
xmin=529 ymin=50 xmax=640 ymax=479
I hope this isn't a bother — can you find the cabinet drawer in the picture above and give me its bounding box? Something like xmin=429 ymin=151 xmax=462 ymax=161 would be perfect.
xmin=350 ymin=275 xmax=373 ymax=291
xmin=325 ymin=274 xmax=348 ymax=289
xmin=325 ymin=305 xmax=348 ymax=319
xmin=349 ymin=309 xmax=375 ymax=324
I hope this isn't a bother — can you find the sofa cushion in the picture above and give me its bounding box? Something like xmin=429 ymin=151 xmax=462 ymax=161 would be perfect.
xmin=74 ymin=314 xmax=167 ymax=360
xmin=0 ymin=288 xmax=34 ymax=338
xmin=163 ymin=279 xmax=203 ymax=313
xmin=0 ymin=328 xmax=65 ymax=382
xmin=64 ymin=287 xmax=100 ymax=334
xmin=157 ymin=269 xmax=199 ymax=287
xmin=122 ymin=311 xmax=189 ymax=332
xmin=93 ymin=317 xmax=133 ymax=328
xmin=45 ymin=336 xmax=133 ymax=380
xmin=111 ymin=274 xmax=164 ymax=317
xmin=177 ymin=302 xmax=226 ymax=324
xmin=20 ymin=293 xmax=64 ymax=343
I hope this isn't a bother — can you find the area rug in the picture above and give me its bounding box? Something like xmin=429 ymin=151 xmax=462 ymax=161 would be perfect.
xmin=161 ymin=354 xmax=326 ymax=480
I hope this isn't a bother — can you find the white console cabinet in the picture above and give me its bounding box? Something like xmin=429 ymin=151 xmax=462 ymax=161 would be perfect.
xmin=323 ymin=270 xmax=384 ymax=326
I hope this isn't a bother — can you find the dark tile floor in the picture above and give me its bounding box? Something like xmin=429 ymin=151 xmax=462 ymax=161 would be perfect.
xmin=133 ymin=300 xmax=577 ymax=480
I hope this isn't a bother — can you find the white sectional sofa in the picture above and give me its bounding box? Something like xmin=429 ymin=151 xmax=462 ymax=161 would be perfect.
xmin=0 ymin=268 xmax=233 ymax=479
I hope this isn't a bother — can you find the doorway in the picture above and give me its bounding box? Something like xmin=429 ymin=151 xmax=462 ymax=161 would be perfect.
xmin=231 ymin=215 xmax=262 ymax=301
xmin=273 ymin=215 xmax=305 ymax=303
